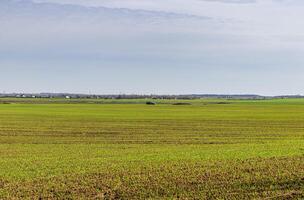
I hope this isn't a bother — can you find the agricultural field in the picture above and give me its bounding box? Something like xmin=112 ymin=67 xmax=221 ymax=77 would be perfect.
xmin=0 ymin=98 xmax=304 ymax=199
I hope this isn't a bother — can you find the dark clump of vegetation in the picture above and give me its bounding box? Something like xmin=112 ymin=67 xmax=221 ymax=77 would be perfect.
xmin=172 ymin=102 xmax=192 ymax=105
xmin=146 ymin=101 xmax=156 ymax=105
xmin=207 ymin=102 xmax=231 ymax=105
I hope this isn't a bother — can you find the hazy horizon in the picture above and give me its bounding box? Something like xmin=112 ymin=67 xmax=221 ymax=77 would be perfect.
xmin=1 ymin=0 xmax=304 ymax=95
xmin=1 ymin=91 xmax=304 ymax=97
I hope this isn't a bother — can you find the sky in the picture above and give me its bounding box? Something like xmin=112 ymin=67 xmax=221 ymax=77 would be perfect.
xmin=1 ymin=0 xmax=304 ymax=95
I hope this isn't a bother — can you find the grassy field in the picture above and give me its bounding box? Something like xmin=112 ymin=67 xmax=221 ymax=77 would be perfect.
xmin=0 ymin=98 xmax=304 ymax=199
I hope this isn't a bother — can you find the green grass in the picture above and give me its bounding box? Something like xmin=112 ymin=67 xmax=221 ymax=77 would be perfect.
xmin=0 ymin=98 xmax=304 ymax=199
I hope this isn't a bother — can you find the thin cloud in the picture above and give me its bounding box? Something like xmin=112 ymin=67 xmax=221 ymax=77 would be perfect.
xmin=200 ymin=0 xmax=257 ymax=3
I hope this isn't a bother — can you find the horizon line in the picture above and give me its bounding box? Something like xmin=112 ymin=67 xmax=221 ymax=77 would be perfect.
xmin=1 ymin=92 xmax=304 ymax=97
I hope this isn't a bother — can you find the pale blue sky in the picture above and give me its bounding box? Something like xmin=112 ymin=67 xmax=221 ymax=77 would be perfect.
xmin=1 ymin=0 xmax=304 ymax=95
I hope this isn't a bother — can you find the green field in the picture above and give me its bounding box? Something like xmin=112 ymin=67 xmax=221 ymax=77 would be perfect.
xmin=0 ymin=98 xmax=304 ymax=199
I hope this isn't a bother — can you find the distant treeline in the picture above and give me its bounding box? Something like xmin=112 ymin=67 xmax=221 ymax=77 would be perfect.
xmin=1 ymin=93 xmax=303 ymax=100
